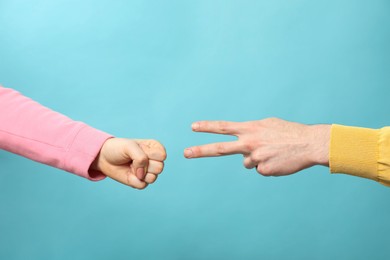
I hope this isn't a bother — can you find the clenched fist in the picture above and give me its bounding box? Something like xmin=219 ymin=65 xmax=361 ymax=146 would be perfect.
xmin=91 ymin=138 xmax=167 ymax=189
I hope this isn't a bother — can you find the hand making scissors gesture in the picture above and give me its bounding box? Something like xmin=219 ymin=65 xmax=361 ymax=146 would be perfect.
xmin=184 ymin=118 xmax=330 ymax=176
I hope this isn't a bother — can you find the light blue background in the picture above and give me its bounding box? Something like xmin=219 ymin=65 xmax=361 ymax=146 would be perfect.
xmin=1 ymin=0 xmax=390 ymax=259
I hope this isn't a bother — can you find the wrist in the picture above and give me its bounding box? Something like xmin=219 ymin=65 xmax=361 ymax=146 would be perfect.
xmin=307 ymin=124 xmax=331 ymax=166
xmin=91 ymin=153 xmax=102 ymax=172
xmin=90 ymin=139 xmax=111 ymax=173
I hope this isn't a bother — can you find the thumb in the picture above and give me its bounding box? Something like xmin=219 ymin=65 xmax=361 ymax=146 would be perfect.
xmin=123 ymin=140 xmax=149 ymax=180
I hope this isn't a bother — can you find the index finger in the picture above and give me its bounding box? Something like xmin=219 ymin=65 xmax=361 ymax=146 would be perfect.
xmin=184 ymin=141 xmax=246 ymax=158
xmin=192 ymin=121 xmax=244 ymax=135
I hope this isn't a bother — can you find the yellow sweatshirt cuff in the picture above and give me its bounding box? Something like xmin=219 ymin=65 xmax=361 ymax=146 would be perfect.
xmin=330 ymin=124 xmax=390 ymax=186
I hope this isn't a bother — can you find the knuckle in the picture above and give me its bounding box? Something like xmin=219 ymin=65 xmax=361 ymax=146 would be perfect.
xmin=161 ymin=149 xmax=167 ymax=160
xmin=150 ymin=139 xmax=158 ymax=144
xmin=266 ymin=117 xmax=283 ymax=125
xmin=147 ymin=139 xmax=159 ymax=148
xmin=243 ymin=159 xmax=253 ymax=169
xmin=243 ymin=142 xmax=255 ymax=152
xmin=191 ymin=146 xmax=201 ymax=157
xmin=250 ymin=150 xmax=262 ymax=162
xmin=262 ymin=117 xmax=277 ymax=124
xmin=216 ymin=143 xmax=226 ymax=155
xmin=149 ymin=140 xmax=167 ymax=160
xmin=138 ymin=155 xmax=148 ymax=165
xmin=218 ymin=121 xmax=229 ymax=133
xmin=152 ymin=139 xmax=165 ymax=150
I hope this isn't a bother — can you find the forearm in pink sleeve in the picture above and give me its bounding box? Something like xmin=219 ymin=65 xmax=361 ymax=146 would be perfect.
xmin=0 ymin=86 xmax=112 ymax=180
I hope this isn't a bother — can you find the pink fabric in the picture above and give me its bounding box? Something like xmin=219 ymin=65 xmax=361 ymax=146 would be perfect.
xmin=0 ymin=86 xmax=112 ymax=180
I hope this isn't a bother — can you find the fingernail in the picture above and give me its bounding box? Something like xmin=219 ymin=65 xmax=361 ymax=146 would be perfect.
xmin=184 ymin=148 xmax=193 ymax=158
xmin=192 ymin=122 xmax=199 ymax=131
xmin=136 ymin=167 xmax=145 ymax=180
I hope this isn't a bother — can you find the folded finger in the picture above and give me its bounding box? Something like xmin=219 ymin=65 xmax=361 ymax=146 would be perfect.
xmin=108 ymin=168 xmax=148 ymax=190
xmin=144 ymin=173 xmax=158 ymax=184
xmin=136 ymin=139 xmax=167 ymax=161
xmin=243 ymin=156 xmax=257 ymax=169
xmin=127 ymin=173 xmax=149 ymax=189
xmin=148 ymin=160 xmax=164 ymax=174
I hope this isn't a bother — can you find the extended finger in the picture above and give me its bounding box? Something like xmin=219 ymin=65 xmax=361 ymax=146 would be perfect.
xmin=191 ymin=121 xmax=244 ymax=135
xmin=184 ymin=141 xmax=244 ymax=158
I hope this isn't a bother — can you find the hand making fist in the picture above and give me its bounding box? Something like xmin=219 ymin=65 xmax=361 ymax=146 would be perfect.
xmin=92 ymin=138 xmax=167 ymax=189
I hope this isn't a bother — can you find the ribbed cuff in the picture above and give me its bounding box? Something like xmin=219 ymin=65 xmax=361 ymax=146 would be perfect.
xmin=64 ymin=123 xmax=113 ymax=181
xmin=378 ymin=127 xmax=390 ymax=186
xmin=330 ymin=124 xmax=379 ymax=182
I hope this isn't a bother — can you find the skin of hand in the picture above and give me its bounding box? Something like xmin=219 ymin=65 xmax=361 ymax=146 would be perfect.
xmin=184 ymin=118 xmax=331 ymax=177
xmin=91 ymin=138 xmax=167 ymax=189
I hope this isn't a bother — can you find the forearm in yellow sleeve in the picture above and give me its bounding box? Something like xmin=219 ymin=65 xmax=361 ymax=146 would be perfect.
xmin=330 ymin=124 xmax=390 ymax=186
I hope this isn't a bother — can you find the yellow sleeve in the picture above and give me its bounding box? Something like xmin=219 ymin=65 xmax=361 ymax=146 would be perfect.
xmin=330 ymin=124 xmax=390 ymax=186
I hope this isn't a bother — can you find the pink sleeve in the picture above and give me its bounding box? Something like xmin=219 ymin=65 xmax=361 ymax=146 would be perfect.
xmin=0 ymin=86 xmax=113 ymax=181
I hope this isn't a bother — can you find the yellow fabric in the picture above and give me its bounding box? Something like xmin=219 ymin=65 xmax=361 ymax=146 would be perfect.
xmin=378 ymin=127 xmax=390 ymax=186
xmin=330 ymin=124 xmax=390 ymax=186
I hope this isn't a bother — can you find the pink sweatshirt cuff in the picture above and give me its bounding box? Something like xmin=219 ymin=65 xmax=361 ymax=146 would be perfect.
xmin=65 ymin=124 xmax=112 ymax=181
